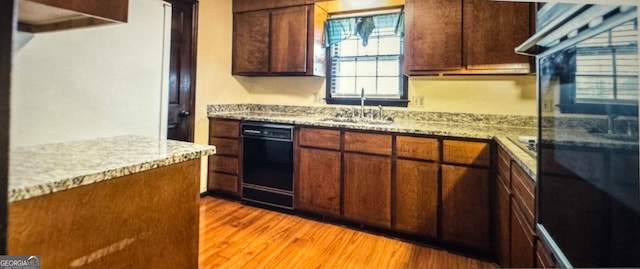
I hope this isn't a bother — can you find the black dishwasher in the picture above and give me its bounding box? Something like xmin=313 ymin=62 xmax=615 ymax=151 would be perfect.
xmin=241 ymin=122 xmax=295 ymax=209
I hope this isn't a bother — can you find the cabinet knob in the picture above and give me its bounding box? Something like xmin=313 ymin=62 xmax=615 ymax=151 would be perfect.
xmin=179 ymin=110 xmax=191 ymax=117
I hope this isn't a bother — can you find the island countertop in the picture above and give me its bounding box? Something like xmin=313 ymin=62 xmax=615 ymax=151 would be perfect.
xmin=9 ymin=135 xmax=216 ymax=202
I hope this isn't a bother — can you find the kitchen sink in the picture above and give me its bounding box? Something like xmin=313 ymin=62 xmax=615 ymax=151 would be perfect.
xmin=318 ymin=117 xmax=394 ymax=125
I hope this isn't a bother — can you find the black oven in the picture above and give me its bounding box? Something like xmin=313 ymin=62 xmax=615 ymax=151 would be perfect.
xmin=517 ymin=4 xmax=639 ymax=268
xmin=241 ymin=122 xmax=295 ymax=209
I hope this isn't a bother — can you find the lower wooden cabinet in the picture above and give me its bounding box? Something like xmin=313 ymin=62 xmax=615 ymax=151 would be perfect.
xmin=496 ymin=174 xmax=511 ymax=267
xmin=208 ymin=118 xmax=240 ymax=195
xmin=511 ymin=201 xmax=535 ymax=268
xmin=297 ymin=147 xmax=341 ymax=216
xmin=536 ymin=238 xmax=558 ymax=268
xmin=395 ymin=159 xmax=438 ymax=237
xmin=441 ymin=164 xmax=491 ymax=250
xmin=208 ymin=172 xmax=238 ymax=193
xmin=343 ymin=153 xmax=392 ymax=228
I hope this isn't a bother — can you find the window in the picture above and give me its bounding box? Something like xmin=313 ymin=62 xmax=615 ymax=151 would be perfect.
xmin=557 ymin=19 xmax=638 ymax=115
xmin=324 ymin=10 xmax=407 ymax=107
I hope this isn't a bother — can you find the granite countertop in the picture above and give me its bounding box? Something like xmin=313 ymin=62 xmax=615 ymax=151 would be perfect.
xmin=208 ymin=110 xmax=539 ymax=179
xmin=9 ymin=135 xmax=216 ymax=202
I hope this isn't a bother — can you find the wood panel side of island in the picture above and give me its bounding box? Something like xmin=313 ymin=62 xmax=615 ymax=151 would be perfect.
xmin=8 ymin=159 xmax=200 ymax=269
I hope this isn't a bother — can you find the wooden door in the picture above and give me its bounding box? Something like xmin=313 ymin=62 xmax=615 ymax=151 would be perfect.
xmin=463 ymin=0 xmax=532 ymax=71
xmin=441 ymin=164 xmax=490 ymax=250
xmin=270 ymin=5 xmax=308 ymax=73
xmin=297 ymin=148 xmax=341 ymax=215
xmin=395 ymin=159 xmax=438 ymax=237
xmin=404 ymin=0 xmax=462 ymax=73
xmin=167 ymin=0 xmax=197 ymax=142
xmin=0 ymin=0 xmax=15 ymax=254
xmin=343 ymin=153 xmax=391 ymax=228
xmin=232 ymin=10 xmax=270 ymax=74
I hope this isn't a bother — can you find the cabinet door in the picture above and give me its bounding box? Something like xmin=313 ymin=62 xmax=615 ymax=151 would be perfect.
xmin=208 ymin=172 xmax=238 ymax=193
xmin=405 ymin=0 xmax=462 ymax=73
xmin=232 ymin=10 xmax=270 ymax=74
xmin=395 ymin=159 xmax=438 ymax=237
xmin=297 ymin=148 xmax=341 ymax=215
xmin=511 ymin=202 xmax=535 ymax=268
xmin=463 ymin=0 xmax=532 ymax=72
xmin=496 ymin=174 xmax=511 ymax=268
xmin=441 ymin=164 xmax=491 ymax=250
xmin=270 ymin=5 xmax=308 ymax=73
xmin=344 ymin=153 xmax=391 ymax=228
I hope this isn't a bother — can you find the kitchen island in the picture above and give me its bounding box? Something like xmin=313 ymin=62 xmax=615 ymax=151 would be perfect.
xmin=8 ymin=135 xmax=215 ymax=268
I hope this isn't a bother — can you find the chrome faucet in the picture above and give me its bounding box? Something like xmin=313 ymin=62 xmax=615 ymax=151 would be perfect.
xmin=378 ymin=105 xmax=384 ymax=120
xmin=360 ymin=88 xmax=366 ymax=119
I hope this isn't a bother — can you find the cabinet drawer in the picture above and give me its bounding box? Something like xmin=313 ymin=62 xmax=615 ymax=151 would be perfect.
xmin=443 ymin=140 xmax=491 ymax=166
xmin=299 ymin=127 xmax=340 ymax=150
xmin=208 ymin=156 xmax=239 ymax=175
xmin=497 ymin=146 xmax=511 ymax=185
xmin=396 ymin=136 xmax=439 ymax=161
xmin=512 ymin=163 xmax=535 ymax=227
xmin=344 ymin=132 xmax=392 ymax=155
xmin=209 ymin=137 xmax=240 ymax=156
xmin=208 ymin=172 xmax=239 ymax=193
xmin=209 ymin=119 xmax=240 ymax=138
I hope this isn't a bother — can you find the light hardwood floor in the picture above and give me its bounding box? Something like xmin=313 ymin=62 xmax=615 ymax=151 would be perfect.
xmin=199 ymin=197 xmax=498 ymax=269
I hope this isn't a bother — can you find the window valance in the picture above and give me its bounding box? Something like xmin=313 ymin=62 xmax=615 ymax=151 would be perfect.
xmin=323 ymin=11 xmax=404 ymax=48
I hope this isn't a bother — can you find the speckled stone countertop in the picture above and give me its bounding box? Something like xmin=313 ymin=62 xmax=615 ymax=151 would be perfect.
xmin=208 ymin=106 xmax=539 ymax=179
xmin=9 ymin=135 xmax=216 ymax=203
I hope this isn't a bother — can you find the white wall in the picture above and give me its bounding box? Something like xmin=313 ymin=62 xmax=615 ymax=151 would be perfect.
xmin=11 ymin=0 xmax=168 ymax=148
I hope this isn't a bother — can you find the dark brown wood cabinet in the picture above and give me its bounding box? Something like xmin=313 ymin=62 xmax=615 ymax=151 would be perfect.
xmin=441 ymin=164 xmax=491 ymax=250
xmin=296 ymin=128 xmax=341 ymax=216
xmin=395 ymin=159 xmax=438 ymax=236
xmin=496 ymin=174 xmax=511 ymax=267
xmin=394 ymin=136 xmax=439 ymax=236
xmin=404 ymin=0 xmax=534 ymax=75
xmin=232 ymin=3 xmax=327 ymax=76
xmin=511 ymin=201 xmax=535 ymax=268
xmin=232 ymin=10 xmax=270 ymax=74
xmin=18 ymin=0 xmax=129 ymax=33
xmin=207 ymin=118 xmax=241 ymax=195
xmin=404 ymin=0 xmax=462 ymax=72
xmin=496 ymin=147 xmax=512 ymax=268
xmin=496 ymin=145 xmax=538 ymax=268
xmin=463 ymin=0 xmax=533 ymax=73
xmin=344 ymin=152 xmax=392 ymax=228
xmin=536 ymin=238 xmax=557 ymax=268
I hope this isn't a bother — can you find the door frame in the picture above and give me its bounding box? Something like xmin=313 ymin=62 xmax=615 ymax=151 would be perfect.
xmin=0 ymin=0 xmax=16 ymax=254
xmin=166 ymin=0 xmax=198 ymax=142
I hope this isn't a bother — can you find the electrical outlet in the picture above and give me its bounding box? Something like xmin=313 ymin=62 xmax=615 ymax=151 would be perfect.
xmin=313 ymin=93 xmax=324 ymax=104
xmin=412 ymin=96 xmax=425 ymax=108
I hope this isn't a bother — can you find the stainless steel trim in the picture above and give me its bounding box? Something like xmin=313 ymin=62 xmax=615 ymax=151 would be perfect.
xmin=516 ymin=5 xmax=637 ymax=56
xmin=242 ymin=183 xmax=294 ymax=195
xmin=536 ymin=224 xmax=574 ymax=268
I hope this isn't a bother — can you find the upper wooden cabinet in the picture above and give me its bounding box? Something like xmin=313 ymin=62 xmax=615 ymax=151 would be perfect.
xmin=405 ymin=0 xmax=462 ymax=72
xmin=404 ymin=0 xmax=534 ymax=75
xmin=232 ymin=3 xmax=327 ymax=76
xmin=463 ymin=0 xmax=533 ymax=73
xmin=233 ymin=0 xmax=325 ymax=13
xmin=18 ymin=0 xmax=129 ymax=33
